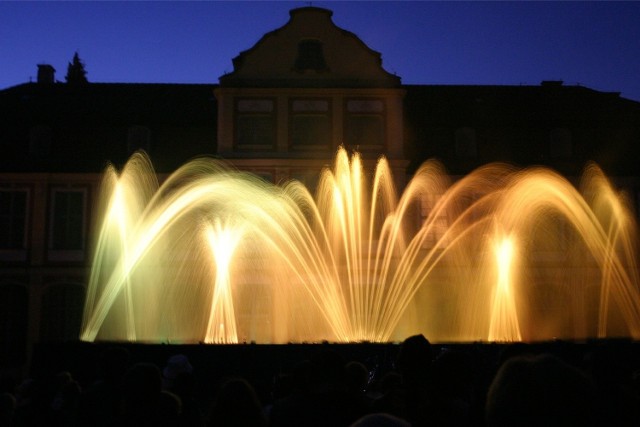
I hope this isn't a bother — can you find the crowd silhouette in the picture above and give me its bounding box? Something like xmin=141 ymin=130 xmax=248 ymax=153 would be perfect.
xmin=1 ymin=335 xmax=639 ymax=426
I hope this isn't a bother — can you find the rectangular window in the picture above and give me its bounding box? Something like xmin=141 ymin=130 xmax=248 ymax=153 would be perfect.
xmin=235 ymin=99 xmax=276 ymax=150
xmin=290 ymin=99 xmax=331 ymax=150
xmin=0 ymin=188 xmax=29 ymax=261
xmin=0 ymin=189 xmax=28 ymax=249
xmin=49 ymin=188 xmax=87 ymax=261
xmin=344 ymin=99 xmax=385 ymax=151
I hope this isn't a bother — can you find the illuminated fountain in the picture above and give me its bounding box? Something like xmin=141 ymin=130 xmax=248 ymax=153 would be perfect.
xmin=80 ymin=148 xmax=640 ymax=344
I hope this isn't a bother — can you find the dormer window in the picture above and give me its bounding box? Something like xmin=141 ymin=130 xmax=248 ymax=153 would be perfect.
xmin=294 ymin=40 xmax=328 ymax=72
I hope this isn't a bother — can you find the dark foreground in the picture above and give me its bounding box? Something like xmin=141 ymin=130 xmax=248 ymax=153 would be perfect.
xmin=3 ymin=339 xmax=640 ymax=426
xmin=29 ymin=339 xmax=640 ymax=401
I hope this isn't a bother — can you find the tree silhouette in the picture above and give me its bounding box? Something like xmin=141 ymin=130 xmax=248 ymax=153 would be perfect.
xmin=65 ymin=52 xmax=89 ymax=84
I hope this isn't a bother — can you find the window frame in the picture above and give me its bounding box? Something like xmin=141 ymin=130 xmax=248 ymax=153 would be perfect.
xmin=289 ymin=98 xmax=332 ymax=151
xmin=48 ymin=186 xmax=89 ymax=262
xmin=0 ymin=186 xmax=31 ymax=262
xmin=343 ymin=98 xmax=386 ymax=152
xmin=234 ymin=98 xmax=277 ymax=151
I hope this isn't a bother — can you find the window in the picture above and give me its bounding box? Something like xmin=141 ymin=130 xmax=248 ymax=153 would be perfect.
xmin=127 ymin=125 xmax=151 ymax=154
xmin=49 ymin=188 xmax=87 ymax=260
xmin=294 ymin=40 xmax=328 ymax=72
xmin=549 ymin=128 xmax=572 ymax=158
xmin=455 ymin=127 xmax=477 ymax=157
xmin=344 ymin=99 xmax=385 ymax=151
xmin=290 ymin=99 xmax=331 ymax=150
xmin=0 ymin=189 xmax=28 ymax=250
xmin=235 ymin=99 xmax=276 ymax=150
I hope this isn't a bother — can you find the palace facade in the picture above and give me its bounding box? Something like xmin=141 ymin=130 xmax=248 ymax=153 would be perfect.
xmin=2 ymin=7 xmax=640 ymax=369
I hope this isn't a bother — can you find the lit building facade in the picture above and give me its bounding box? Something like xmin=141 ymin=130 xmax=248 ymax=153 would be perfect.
xmin=1 ymin=6 xmax=640 ymax=369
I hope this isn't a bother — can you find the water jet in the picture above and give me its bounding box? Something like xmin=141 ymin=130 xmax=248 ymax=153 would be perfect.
xmin=81 ymin=148 xmax=640 ymax=344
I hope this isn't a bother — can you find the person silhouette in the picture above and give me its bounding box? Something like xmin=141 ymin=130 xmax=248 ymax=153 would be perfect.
xmin=485 ymin=353 xmax=596 ymax=427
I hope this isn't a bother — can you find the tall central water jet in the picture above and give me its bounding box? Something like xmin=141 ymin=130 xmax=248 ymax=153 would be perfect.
xmin=81 ymin=148 xmax=640 ymax=344
xmin=205 ymin=220 xmax=244 ymax=344
xmin=489 ymin=236 xmax=522 ymax=342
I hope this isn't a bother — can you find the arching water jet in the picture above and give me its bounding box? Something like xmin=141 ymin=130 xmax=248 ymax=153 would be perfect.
xmin=81 ymin=149 xmax=640 ymax=343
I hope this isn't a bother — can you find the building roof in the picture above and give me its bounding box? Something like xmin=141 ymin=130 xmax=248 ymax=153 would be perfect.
xmin=403 ymin=83 xmax=640 ymax=176
xmin=0 ymin=82 xmax=217 ymax=173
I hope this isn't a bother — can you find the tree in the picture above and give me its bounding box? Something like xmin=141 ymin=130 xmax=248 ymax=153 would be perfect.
xmin=65 ymin=52 xmax=88 ymax=84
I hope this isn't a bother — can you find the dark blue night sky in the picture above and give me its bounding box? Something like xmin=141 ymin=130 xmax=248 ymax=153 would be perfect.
xmin=2 ymin=1 xmax=640 ymax=101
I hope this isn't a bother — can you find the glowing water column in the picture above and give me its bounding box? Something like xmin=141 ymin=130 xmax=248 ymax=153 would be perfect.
xmin=98 ymin=183 xmax=137 ymax=341
xmin=488 ymin=235 xmax=522 ymax=341
xmin=80 ymin=150 xmax=640 ymax=344
xmin=204 ymin=220 xmax=244 ymax=344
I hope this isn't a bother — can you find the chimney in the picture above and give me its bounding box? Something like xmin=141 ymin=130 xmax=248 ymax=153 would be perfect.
xmin=37 ymin=64 xmax=56 ymax=84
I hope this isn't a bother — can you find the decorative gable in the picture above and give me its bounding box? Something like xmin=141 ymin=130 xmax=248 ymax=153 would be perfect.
xmin=214 ymin=6 xmax=407 ymax=189
xmin=219 ymin=7 xmax=401 ymax=88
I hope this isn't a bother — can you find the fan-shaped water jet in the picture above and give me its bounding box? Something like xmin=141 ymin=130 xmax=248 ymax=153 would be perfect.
xmin=81 ymin=148 xmax=640 ymax=343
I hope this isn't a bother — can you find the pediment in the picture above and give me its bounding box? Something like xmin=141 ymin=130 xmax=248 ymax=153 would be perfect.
xmin=219 ymin=7 xmax=401 ymax=88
